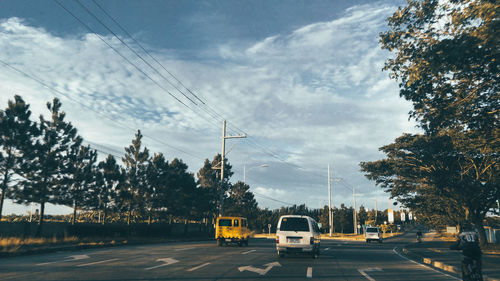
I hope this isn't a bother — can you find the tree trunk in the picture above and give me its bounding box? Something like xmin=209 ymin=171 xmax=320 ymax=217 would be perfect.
xmin=0 ymin=188 xmax=5 ymax=221
xmin=102 ymin=205 xmax=107 ymax=225
xmin=472 ymin=215 xmax=487 ymax=246
xmin=127 ymin=204 xmax=131 ymax=226
xmin=72 ymin=202 xmax=77 ymax=225
xmin=36 ymin=201 xmax=45 ymax=237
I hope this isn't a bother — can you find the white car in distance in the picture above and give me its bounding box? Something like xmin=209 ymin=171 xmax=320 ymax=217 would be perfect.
xmin=365 ymin=226 xmax=383 ymax=243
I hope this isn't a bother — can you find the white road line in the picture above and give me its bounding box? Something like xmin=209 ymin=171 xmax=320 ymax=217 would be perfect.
xmin=187 ymin=262 xmax=210 ymax=272
xmin=77 ymin=258 xmax=119 ymax=267
xmin=358 ymin=269 xmax=375 ymax=281
xmin=37 ymin=255 xmax=90 ymax=266
xmin=306 ymin=267 xmax=313 ymax=278
xmin=242 ymin=250 xmax=256 ymax=255
xmin=324 ymin=247 xmax=330 ymax=251
xmin=392 ymin=247 xmax=460 ymax=280
xmin=175 ymin=247 xmax=195 ymax=251
xmin=358 ymin=268 xmax=382 ymax=281
xmin=145 ymin=258 xmax=179 ymax=270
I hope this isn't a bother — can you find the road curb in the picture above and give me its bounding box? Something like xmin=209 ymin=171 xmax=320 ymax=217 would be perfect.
xmin=400 ymin=247 xmax=500 ymax=281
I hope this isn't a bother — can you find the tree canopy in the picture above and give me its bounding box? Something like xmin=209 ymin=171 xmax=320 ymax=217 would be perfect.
xmin=362 ymin=0 xmax=499 ymax=245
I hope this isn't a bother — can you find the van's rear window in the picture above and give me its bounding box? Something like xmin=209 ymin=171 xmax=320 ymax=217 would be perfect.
xmin=218 ymin=219 xmax=232 ymax=226
xmin=366 ymin=228 xmax=378 ymax=233
xmin=280 ymin=218 xmax=309 ymax=231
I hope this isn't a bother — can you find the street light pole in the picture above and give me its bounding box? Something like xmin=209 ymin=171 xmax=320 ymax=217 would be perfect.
xmin=328 ymin=165 xmax=333 ymax=237
xmin=243 ymin=164 xmax=268 ymax=184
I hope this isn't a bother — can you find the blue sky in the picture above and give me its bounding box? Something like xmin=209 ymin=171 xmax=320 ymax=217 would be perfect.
xmin=0 ymin=0 xmax=415 ymax=215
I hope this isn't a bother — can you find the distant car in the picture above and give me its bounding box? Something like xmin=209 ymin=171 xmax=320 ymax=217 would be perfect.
xmin=275 ymin=215 xmax=321 ymax=258
xmin=365 ymin=227 xmax=383 ymax=243
xmin=215 ymin=216 xmax=250 ymax=246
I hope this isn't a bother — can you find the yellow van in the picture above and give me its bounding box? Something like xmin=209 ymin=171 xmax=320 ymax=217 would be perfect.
xmin=215 ymin=216 xmax=251 ymax=246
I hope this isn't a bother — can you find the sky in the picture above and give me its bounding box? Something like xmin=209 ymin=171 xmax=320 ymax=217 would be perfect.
xmin=0 ymin=0 xmax=417 ymax=215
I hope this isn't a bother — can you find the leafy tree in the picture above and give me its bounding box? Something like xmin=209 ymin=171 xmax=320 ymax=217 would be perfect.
xmin=363 ymin=0 xmax=499 ymax=245
xmin=197 ymin=154 xmax=233 ymax=219
xmin=120 ymin=130 xmax=149 ymax=225
xmin=0 ymin=96 xmax=36 ymax=220
xmin=16 ymin=98 xmax=82 ymax=235
xmin=95 ymin=154 xmax=122 ymax=224
xmin=167 ymin=158 xmax=197 ymax=220
xmin=225 ymin=181 xmax=259 ymax=221
xmin=318 ymin=206 xmax=330 ymax=233
xmin=358 ymin=205 xmax=368 ymax=226
xmin=361 ymin=133 xmax=498 ymax=244
xmin=147 ymin=153 xmax=170 ymax=222
xmin=380 ymin=0 xmax=498 ymax=134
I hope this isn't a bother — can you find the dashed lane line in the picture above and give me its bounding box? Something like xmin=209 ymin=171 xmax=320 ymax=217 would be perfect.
xmin=307 ymin=267 xmax=313 ymax=278
xmin=242 ymin=250 xmax=256 ymax=255
xmin=77 ymin=258 xmax=120 ymax=267
xmin=175 ymin=247 xmax=195 ymax=251
xmin=187 ymin=262 xmax=211 ymax=272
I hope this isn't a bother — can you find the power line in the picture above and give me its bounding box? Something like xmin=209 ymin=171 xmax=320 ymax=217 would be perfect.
xmin=55 ymin=0 xmax=361 ymax=196
xmin=0 ymin=58 xmax=204 ymax=161
xmin=89 ymin=0 xmax=245 ymax=135
xmin=61 ymin=0 xmax=226 ymax=133
xmin=53 ymin=0 xmax=193 ymax=109
xmin=253 ymin=191 xmax=295 ymax=206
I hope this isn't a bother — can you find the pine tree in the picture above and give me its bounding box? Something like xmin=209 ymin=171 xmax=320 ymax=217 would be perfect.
xmin=121 ymin=130 xmax=149 ymax=225
xmin=17 ymin=98 xmax=82 ymax=236
xmin=225 ymin=181 xmax=258 ymax=220
xmin=95 ymin=154 xmax=122 ymax=224
xmin=0 ymin=95 xmax=36 ymax=220
xmin=62 ymin=145 xmax=97 ymax=225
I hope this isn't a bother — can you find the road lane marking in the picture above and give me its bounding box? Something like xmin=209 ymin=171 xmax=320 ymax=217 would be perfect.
xmin=358 ymin=267 xmax=382 ymax=281
xmin=392 ymin=247 xmax=460 ymax=280
xmin=145 ymin=258 xmax=179 ymax=270
xmin=37 ymin=255 xmax=90 ymax=266
xmin=187 ymin=262 xmax=210 ymax=272
xmin=306 ymin=267 xmax=313 ymax=278
xmin=238 ymin=262 xmax=281 ymax=276
xmin=242 ymin=250 xmax=256 ymax=254
xmin=324 ymin=247 xmax=330 ymax=251
xmin=77 ymin=258 xmax=119 ymax=267
xmin=175 ymin=247 xmax=195 ymax=251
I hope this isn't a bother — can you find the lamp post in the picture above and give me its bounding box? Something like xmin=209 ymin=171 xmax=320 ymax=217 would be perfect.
xmin=243 ymin=164 xmax=268 ymax=184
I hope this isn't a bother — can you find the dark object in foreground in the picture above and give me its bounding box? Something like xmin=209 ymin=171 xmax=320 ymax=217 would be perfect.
xmin=450 ymin=231 xmax=483 ymax=281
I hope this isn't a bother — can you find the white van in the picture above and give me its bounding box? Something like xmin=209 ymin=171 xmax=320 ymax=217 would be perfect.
xmin=365 ymin=226 xmax=383 ymax=243
xmin=276 ymin=215 xmax=321 ymax=258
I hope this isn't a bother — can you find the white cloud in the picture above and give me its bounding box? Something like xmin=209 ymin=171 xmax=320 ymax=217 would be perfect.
xmin=0 ymin=3 xmax=417 ymax=214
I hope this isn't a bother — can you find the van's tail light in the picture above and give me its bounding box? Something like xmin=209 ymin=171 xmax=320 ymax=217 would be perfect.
xmin=276 ymin=236 xmax=279 ymax=244
xmin=310 ymin=237 xmax=314 ymax=245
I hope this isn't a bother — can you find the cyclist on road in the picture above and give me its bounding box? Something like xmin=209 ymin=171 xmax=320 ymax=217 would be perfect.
xmin=450 ymin=226 xmax=483 ymax=281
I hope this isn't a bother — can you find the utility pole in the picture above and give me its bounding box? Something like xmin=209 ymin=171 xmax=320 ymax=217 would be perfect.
xmin=374 ymin=198 xmax=378 ymax=224
xmin=353 ymin=187 xmax=357 ymax=234
xmin=218 ymin=120 xmax=246 ymax=217
xmin=328 ymin=165 xmax=333 ymax=237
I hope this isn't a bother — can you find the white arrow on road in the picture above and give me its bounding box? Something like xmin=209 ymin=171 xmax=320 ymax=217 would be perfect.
xmin=145 ymin=258 xmax=179 ymax=270
xmin=37 ymin=254 xmax=90 ymax=266
xmin=358 ymin=267 xmax=382 ymax=281
xmin=238 ymin=262 xmax=281 ymax=276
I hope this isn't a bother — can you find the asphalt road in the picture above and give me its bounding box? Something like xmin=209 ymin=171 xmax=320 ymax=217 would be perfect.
xmin=0 ymin=231 xmax=460 ymax=281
